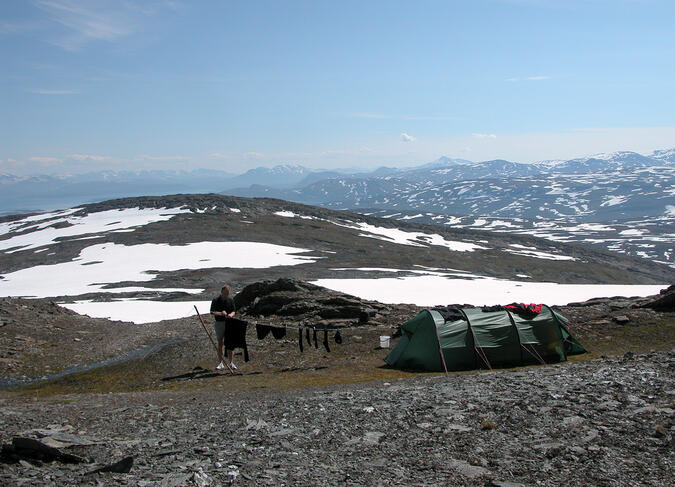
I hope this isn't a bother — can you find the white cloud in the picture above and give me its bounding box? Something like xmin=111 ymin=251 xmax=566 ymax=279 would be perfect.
xmin=472 ymin=133 xmax=497 ymax=139
xmin=35 ymin=0 xmax=135 ymax=49
xmin=243 ymin=152 xmax=266 ymax=159
xmin=68 ymin=154 xmax=114 ymax=162
xmin=28 ymin=156 xmax=62 ymax=164
xmin=33 ymin=0 xmax=177 ymax=50
xmin=135 ymin=154 xmax=189 ymax=162
xmin=401 ymin=133 xmax=416 ymax=142
xmin=208 ymin=152 xmax=231 ymax=160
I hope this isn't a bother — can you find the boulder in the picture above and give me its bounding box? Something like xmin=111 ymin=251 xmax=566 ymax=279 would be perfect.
xmin=636 ymin=285 xmax=675 ymax=311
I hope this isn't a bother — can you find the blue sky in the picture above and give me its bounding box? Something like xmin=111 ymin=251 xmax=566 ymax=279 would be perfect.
xmin=1 ymin=0 xmax=674 ymax=175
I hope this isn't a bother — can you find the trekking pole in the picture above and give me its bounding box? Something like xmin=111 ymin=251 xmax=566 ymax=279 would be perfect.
xmin=194 ymin=306 xmax=234 ymax=375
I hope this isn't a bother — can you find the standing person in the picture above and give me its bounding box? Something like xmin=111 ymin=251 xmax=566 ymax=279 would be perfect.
xmin=210 ymin=285 xmax=237 ymax=370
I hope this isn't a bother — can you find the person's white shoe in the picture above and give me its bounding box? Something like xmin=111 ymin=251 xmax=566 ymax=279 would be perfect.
xmin=228 ymin=362 xmax=238 ymax=370
xmin=216 ymin=362 xmax=225 ymax=370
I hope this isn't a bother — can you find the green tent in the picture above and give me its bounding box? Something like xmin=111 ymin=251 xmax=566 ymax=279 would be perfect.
xmin=385 ymin=306 xmax=586 ymax=372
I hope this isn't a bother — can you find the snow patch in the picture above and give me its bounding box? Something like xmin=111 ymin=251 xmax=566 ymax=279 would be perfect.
xmin=311 ymin=275 xmax=665 ymax=307
xmin=0 ymin=242 xmax=317 ymax=298
xmin=335 ymin=222 xmax=488 ymax=252
xmin=0 ymin=207 xmax=190 ymax=253
xmin=63 ymin=300 xmax=211 ymax=324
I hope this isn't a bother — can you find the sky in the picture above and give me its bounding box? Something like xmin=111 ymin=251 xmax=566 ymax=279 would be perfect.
xmin=1 ymin=0 xmax=674 ymax=175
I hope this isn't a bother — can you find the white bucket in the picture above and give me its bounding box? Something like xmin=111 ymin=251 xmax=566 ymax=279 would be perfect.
xmin=379 ymin=335 xmax=390 ymax=348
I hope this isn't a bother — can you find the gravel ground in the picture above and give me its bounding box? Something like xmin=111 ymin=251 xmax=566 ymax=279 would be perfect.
xmin=1 ymin=351 xmax=673 ymax=487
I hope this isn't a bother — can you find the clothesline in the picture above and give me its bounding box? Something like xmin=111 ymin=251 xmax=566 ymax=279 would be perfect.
xmin=244 ymin=318 xmax=391 ymax=333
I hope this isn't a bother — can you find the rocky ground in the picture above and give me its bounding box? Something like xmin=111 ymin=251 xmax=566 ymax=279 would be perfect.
xmin=0 ymin=351 xmax=673 ymax=486
xmin=0 ymin=282 xmax=673 ymax=486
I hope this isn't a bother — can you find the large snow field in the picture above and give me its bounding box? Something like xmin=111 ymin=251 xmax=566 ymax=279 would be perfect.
xmin=0 ymin=241 xmax=317 ymax=298
xmin=62 ymin=299 xmax=212 ymax=324
xmin=311 ymin=274 xmax=665 ymax=307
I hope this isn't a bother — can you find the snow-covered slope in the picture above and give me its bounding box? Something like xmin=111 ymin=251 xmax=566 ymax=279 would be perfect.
xmin=0 ymin=195 xmax=670 ymax=305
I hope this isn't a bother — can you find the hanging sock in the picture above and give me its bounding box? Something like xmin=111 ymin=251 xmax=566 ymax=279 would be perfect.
xmin=305 ymin=327 xmax=311 ymax=346
xmin=334 ymin=330 xmax=342 ymax=344
xmin=313 ymin=327 xmax=318 ymax=348
xmin=298 ymin=326 xmax=304 ymax=352
xmin=256 ymin=323 xmax=271 ymax=340
xmin=323 ymin=329 xmax=330 ymax=352
xmin=271 ymin=326 xmax=286 ymax=339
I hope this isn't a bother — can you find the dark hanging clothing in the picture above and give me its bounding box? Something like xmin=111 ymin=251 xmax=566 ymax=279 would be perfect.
xmin=482 ymin=303 xmax=543 ymax=318
xmin=298 ymin=327 xmax=304 ymax=352
xmin=323 ymin=329 xmax=330 ymax=352
xmin=481 ymin=305 xmax=504 ymax=313
xmin=334 ymin=330 xmax=342 ymax=344
xmin=256 ymin=323 xmax=288 ymax=340
xmin=433 ymin=306 xmax=466 ymax=322
xmin=305 ymin=327 xmax=311 ymax=346
xmin=504 ymin=303 xmax=542 ymax=318
xmin=210 ymin=296 xmax=236 ymax=322
xmin=224 ymin=317 xmax=249 ymax=362
xmin=312 ymin=328 xmax=318 ymax=348
xmin=256 ymin=323 xmax=272 ymax=340
xmin=271 ymin=326 xmax=286 ymax=339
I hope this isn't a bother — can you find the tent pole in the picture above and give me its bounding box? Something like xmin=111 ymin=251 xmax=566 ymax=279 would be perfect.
xmin=433 ymin=323 xmax=449 ymax=375
xmin=468 ymin=327 xmax=493 ymax=371
xmin=521 ymin=343 xmax=546 ymax=365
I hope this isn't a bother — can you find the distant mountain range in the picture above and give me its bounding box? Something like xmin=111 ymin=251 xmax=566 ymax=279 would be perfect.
xmin=3 ymin=148 xmax=673 ymax=217
xmin=2 ymin=149 xmax=673 ymax=266
xmin=223 ymin=149 xmax=674 ymax=267
xmin=226 ymin=148 xmax=675 ymax=222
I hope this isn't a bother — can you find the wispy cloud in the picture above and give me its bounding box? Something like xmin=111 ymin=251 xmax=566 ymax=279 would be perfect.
xmin=243 ymin=152 xmax=266 ymax=159
xmin=401 ymin=133 xmax=416 ymax=142
xmin=29 ymin=156 xmax=62 ymax=164
xmin=505 ymin=75 xmax=551 ymax=82
xmin=135 ymin=154 xmax=189 ymax=162
xmin=27 ymin=88 xmax=79 ymax=95
xmin=208 ymin=152 xmax=231 ymax=160
xmin=0 ymin=20 xmax=41 ymax=35
xmin=68 ymin=153 xmax=114 ymax=162
xmin=472 ymin=133 xmax=497 ymax=139
xmin=34 ymin=0 xmax=141 ymax=50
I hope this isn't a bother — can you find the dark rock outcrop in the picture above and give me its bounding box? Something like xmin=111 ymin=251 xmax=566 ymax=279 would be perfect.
xmin=636 ymin=284 xmax=675 ymax=311
xmin=234 ymin=278 xmax=387 ymax=322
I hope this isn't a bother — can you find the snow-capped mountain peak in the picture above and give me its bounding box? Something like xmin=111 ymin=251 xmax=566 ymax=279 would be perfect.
xmin=650 ymin=148 xmax=675 ymax=163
